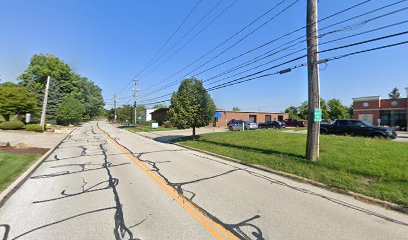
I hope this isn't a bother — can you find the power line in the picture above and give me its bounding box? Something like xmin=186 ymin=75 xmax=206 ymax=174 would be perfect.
xmin=134 ymin=0 xmax=203 ymax=79
xmin=113 ymin=0 xmax=203 ymax=96
xmin=139 ymin=37 xmax=408 ymax=106
xmin=136 ymin=0 xmax=394 ymax=99
xmin=138 ymin=0 xmax=231 ymax=81
xmin=137 ymin=1 xmax=408 ymax=101
xmin=138 ymin=0 xmax=296 ymax=94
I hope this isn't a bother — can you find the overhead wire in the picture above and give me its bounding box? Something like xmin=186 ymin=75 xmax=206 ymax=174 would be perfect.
xmin=137 ymin=0 xmax=407 ymax=101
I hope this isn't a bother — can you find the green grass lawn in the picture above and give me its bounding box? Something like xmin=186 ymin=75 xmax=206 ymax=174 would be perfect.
xmin=177 ymin=131 xmax=408 ymax=206
xmin=0 ymin=151 xmax=40 ymax=193
xmin=122 ymin=126 xmax=178 ymax=132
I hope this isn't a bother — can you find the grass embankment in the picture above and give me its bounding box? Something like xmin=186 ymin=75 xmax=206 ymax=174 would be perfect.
xmin=0 ymin=151 xmax=40 ymax=193
xmin=122 ymin=126 xmax=177 ymax=132
xmin=177 ymin=131 xmax=408 ymax=206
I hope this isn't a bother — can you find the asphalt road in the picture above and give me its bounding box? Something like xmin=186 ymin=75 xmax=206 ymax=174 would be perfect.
xmin=0 ymin=121 xmax=407 ymax=240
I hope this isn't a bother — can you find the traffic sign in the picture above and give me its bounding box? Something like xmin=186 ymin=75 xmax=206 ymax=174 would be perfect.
xmin=314 ymin=109 xmax=322 ymax=122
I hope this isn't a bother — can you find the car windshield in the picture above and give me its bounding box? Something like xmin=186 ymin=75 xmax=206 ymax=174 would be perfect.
xmin=361 ymin=120 xmax=374 ymax=127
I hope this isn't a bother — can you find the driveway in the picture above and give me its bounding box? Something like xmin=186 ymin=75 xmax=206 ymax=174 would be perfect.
xmin=0 ymin=129 xmax=69 ymax=148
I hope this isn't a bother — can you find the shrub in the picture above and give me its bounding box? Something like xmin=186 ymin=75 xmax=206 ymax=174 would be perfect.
xmin=163 ymin=121 xmax=173 ymax=128
xmin=0 ymin=121 xmax=24 ymax=130
xmin=25 ymin=124 xmax=43 ymax=132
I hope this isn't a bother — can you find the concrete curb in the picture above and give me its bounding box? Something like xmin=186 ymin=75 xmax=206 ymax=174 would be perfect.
xmin=171 ymin=142 xmax=408 ymax=215
xmin=0 ymin=129 xmax=75 ymax=208
xmin=119 ymin=128 xmax=408 ymax=214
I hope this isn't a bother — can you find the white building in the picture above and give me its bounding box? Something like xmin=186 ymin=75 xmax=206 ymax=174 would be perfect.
xmin=140 ymin=109 xmax=156 ymax=122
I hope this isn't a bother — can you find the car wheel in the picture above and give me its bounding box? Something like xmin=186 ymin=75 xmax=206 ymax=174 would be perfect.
xmin=229 ymin=126 xmax=233 ymax=131
xmin=244 ymin=127 xmax=247 ymax=130
xmin=372 ymin=134 xmax=385 ymax=139
xmin=320 ymin=129 xmax=328 ymax=135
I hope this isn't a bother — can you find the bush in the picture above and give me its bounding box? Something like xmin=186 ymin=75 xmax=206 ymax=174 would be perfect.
xmin=0 ymin=121 xmax=24 ymax=130
xmin=25 ymin=124 xmax=43 ymax=132
xmin=163 ymin=121 xmax=173 ymax=128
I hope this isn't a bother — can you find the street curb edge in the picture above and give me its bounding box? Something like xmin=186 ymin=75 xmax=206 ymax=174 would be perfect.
xmin=172 ymin=142 xmax=408 ymax=215
xmin=0 ymin=129 xmax=75 ymax=208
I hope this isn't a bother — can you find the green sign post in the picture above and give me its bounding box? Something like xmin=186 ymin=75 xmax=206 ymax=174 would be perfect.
xmin=314 ymin=109 xmax=322 ymax=122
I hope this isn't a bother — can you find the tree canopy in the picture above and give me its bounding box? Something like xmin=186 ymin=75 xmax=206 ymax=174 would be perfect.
xmin=18 ymin=54 xmax=104 ymax=122
xmin=388 ymin=88 xmax=400 ymax=99
xmin=56 ymin=96 xmax=85 ymax=125
xmin=153 ymin=104 xmax=167 ymax=109
xmin=285 ymin=98 xmax=351 ymax=120
xmin=0 ymin=82 xmax=37 ymax=121
xmin=232 ymin=107 xmax=240 ymax=112
xmin=168 ymin=77 xmax=216 ymax=137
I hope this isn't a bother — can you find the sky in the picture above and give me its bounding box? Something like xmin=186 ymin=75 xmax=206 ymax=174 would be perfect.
xmin=0 ymin=0 xmax=407 ymax=112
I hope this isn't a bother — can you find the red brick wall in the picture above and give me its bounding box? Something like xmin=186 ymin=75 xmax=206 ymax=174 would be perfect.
xmin=380 ymin=99 xmax=407 ymax=109
xmin=353 ymin=99 xmax=380 ymax=110
xmin=213 ymin=112 xmax=288 ymax=128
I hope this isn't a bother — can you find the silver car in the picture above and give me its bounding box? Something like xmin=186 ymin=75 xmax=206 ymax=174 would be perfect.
xmin=228 ymin=120 xmax=258 ymax=131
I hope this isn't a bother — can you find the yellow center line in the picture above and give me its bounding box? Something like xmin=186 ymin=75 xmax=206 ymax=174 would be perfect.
xmin=97 ymin=125 xmax=238 ymax=240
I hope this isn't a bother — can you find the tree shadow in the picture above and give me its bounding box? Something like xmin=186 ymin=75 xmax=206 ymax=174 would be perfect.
xmin=0 ymin=224 xmax=10 ymax=240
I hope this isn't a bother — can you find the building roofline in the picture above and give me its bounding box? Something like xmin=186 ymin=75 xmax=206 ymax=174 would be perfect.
xmin=352 ymin=96 xmax=381 ymax=101
xmin=218 ymin=110 xmax=285 ymax=114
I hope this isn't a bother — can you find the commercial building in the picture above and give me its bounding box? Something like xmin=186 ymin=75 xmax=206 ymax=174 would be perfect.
xmin=213 ymin=111 xmax=288 ymax=128
xmin=150 ymin=108 xmax=169 ymax=125
xmin=140 ymin=109 xmax=156 ymax=122
xmin=352 ymin=88 xmax=408 ymax=130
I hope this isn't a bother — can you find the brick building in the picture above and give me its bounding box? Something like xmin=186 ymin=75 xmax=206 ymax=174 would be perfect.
xmin=213 ymin=111 xmax=288 ymax=128
xmin=352 ymin=88 xmax=408 ymax=130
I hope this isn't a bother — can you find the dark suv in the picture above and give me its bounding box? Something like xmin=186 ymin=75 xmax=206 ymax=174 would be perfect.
xmin=259 ymin=121 xmax=286 ymax=129
xmin=320 ymin=119 xmax=397 ymax=139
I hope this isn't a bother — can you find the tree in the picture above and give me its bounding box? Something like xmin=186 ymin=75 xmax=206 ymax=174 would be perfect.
xmin=18 ymin=54 xmax=104 ymax=122
xmin=388 ymin=88 xmax=400 ymax=99
xmin=232 ymin=107 xmax=240 ymax=112
xmin=56 ymin=96 xmax=85 ymax=125
xmin=297 ymin=101 xmax=309 ymax=120
xmin=327 ymin=99 xmax=350 ymax=120
xmin=0 ymin=82 xmax=37 ymax=121
xmin=153 ymin=104 xmax=167 ymax=109
xmin=284 ymin=106 xmax=300 ymax=119
xmin=116 ymin=105 xmax=134 ymax=123
xmin=168 ymin=77 xmax=216 ymax=138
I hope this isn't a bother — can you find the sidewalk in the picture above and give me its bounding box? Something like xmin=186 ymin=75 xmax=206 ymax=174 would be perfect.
xmin=0 ymin=129 xmax=68 ymax=148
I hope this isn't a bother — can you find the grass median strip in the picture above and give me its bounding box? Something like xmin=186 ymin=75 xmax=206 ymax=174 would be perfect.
xmin=176 ymin=130 xmax=408 ymax=207
xmin=0 ymin=150 xmax=41 ymax=193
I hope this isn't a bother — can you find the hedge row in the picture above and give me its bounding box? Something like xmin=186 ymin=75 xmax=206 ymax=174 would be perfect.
xmin=0 ymin=121 xmax=43 ymax=132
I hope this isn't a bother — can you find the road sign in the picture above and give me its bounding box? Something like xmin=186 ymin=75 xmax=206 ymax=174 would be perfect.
xmin=314 ymin=109 xmax=322 ymax=122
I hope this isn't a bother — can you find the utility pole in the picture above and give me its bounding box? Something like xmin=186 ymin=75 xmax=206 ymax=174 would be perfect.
xmin=133 ymin=80 xmax=139 ymax=126
xmin=306 ymin=0 xmax=321 ymax=161
xmin=40 ymin=76 xmax=51 ymax=131
xmin=113 ymin=95 xmax=117 ymax=123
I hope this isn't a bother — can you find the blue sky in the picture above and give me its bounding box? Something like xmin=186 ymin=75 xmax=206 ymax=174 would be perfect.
xmin=0 ymin=0 xmax=407 ymax=112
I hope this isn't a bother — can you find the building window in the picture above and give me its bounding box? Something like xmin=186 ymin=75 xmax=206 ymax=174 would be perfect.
xmin=249 ymin=115 xmax=257 ymax=122
xmin=265 ymin=115 xmax=271 ymax=122
xmin=278 ymin=115 xmax=284 ymax=121
xmin=380 ymin=110 xmax=407 ymax=130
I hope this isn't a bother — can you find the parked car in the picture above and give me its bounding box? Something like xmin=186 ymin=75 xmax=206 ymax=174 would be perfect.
xmin=285 ymin=119 xmax=307 ymax=127
xmin=228 ymin=120 xmax=258 ymax=131
xmin=258 ymin=121 xmax=286 ymax=129
xmin=320 ymin=119 xmax=397 ymax=139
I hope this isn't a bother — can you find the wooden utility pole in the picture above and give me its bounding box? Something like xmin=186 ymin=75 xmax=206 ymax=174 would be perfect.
xmin=133 ymin=80 xmax=139 ymax=126
xmin=40 ymin=76 xmax=51 ymax=131
xmin=113 ymin=95 xmax=117 ymax=123
xmin=306 ymin=0 xmax=321 ymax=161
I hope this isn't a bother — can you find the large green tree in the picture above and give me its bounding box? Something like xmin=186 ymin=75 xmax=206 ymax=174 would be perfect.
xmin=327 ymin=99 xmax=351 ymax=119
xmin=168 ymin=77 xmax=216 ymax=137
xmin=56 ymin=96 xmax=85 ymax=125
xmin=0 ymin=82 xmax=37 ymax=121
xmin=18 ymin=54 xmax=104 ymax=122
